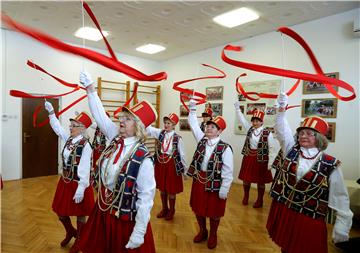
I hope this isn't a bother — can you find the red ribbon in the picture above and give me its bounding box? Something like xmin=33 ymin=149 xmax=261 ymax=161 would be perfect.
xmin=113 ymin=82 xmax=139 ymax=119
xmin=235 ymin=73 xmax=301 ymax=110
xmin=221 ymin=27 xmax=356 ymax=101
xmin=173 ymin=64 xmax=226 ymax=111
xmin=8 ymin=60 xmax=87 ymax=127
xmin=1 ymin=3 xmax=167 ymax=82
xmin=33 ymin=94 xmax=87 ymax=128
xmin=235 ymin=73 xmax=301 ymax=101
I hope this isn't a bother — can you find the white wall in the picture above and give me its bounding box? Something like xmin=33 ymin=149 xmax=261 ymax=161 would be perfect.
xmin=2 ymin=9 xmax=359 ymax=182
xmin=161 ymin=9 xmax=360 ymax=181
xmin=1 ymin=29 xmax=162 ymax=180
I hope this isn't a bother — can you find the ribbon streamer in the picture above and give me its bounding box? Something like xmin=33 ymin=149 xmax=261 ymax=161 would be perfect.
xmin=173 ymin=64 xmax=226 ymax=111
xmin=1 ymin=5 xmax=167 ymax=81
xmin=9 ymin=60 xmax=86 ymax=127
xmin=221 ymin=27 xmax=356 ymax=101
xmin=113 ymin=82 xmax=139 ymax=119
xmin=235 ymin=73 xmax=300 ymax=110
xmin=235 ymin=73 xmax=300 ymax=101
xmin=33 ymin=94 xmax=87 ymax=128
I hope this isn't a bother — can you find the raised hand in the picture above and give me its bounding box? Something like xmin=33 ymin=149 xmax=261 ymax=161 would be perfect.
xmin=79 ymin=69 xmax=94 ymax=88
xmin=44 ymin=101 xmax=54 ymax=113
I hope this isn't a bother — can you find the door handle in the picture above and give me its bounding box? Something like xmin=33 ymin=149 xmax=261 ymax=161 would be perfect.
xmin=23 ymin=132 xmax=31 ymax=143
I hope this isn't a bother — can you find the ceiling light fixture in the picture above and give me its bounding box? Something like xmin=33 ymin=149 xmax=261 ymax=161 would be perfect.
xmin=74 ymin=27 xmax=109 ymax=41
xmin=136 ymin=44 xmax=166 ymax=54
xmin=213 ymin=7 xmax=259 ymax=28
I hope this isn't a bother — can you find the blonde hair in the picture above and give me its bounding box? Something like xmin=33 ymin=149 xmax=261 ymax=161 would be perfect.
xmin=314 ymin=132 xmax=328 ymax=151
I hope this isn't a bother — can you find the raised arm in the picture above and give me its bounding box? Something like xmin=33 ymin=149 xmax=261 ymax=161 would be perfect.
xmin=267 ymin=132 xmax=280 ymax=170
xmin=234 ymin=100 xmax=251 ymax=131
xmin=146 ymin=125 xmax=162 ymax=139
xmin=178 ymin=137 xmax=188 ymax=171
xmin=275 ymin=93 xmax=294 ymax=156
xmin=80 ymin=70 xmax=118 ymax=140
xmin=45 ymin=101 xmax=69 ymax=141
xmin=187 ymin=99 xmax=205 ymax=142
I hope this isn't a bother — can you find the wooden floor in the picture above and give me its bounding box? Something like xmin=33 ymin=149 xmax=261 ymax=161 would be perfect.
xmin=1 ymin=175 xmax=359 ymax=253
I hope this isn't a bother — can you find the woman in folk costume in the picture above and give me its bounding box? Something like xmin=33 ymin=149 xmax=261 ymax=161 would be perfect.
xmin=187 ymin=99 xmax=233 ymax=249
xmin=146 ymin=112 xmax=187 ymax=220
xmin=234 ymin=101 xmax=276 ymax=208
xmin=200 ymin=103 xmax=213 ymax=132
xmin=78 ymin=70 xmax=157 ymax=253
xmin=266 ymin=92 xmax=353 ymax=253
xmin=44 ymin=101 xmax=95 ymax=253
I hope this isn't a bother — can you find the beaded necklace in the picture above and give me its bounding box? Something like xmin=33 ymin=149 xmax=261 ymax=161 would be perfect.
xmin=162 ymin=134 xmax=173 ymax=153
xmin=300 ymin=149 xmax=320 ymax=160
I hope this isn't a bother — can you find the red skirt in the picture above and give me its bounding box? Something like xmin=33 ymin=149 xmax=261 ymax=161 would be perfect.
xmin=154 ymin=156 xmax=183 ymax=195
xmin=52 ymin=177 xmax=95 ymax=217
xmin=79 ymin=204 xmax=156 ymax=253
xmin=266 ymin=200 xmax=328 ymax=253
xmin=190 ymin=172 xmax=227 ymax=218
xmin=238 ymin=150 xmax=273 ymax=184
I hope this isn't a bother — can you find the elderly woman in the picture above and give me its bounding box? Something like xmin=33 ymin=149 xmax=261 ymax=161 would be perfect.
xmin=45 ymin=102 xmax=94 ymax=253
xmin=78 ymin=70 xmax=157 ymax=253
xmin=146 ymin=112 xmax=187 ymax=220
xmin=187 ymin=99 xmax=233 ymax=249
xmin=266 ymin=92 xmax=353 ymax=253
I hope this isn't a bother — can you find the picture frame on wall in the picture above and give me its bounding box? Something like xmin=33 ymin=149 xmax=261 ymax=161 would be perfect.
xmin=211 ymin=103 xmax=223 ymax=116
xmin=246 ymin=103 xmax=266 ymax=115
xmin=301 ymin=98 xmax=338 ymax=118
xmin=206 ymin=86 xmax=223 ymax=101
xmin=179 ymin=105 xmax=189 ymax=117
xmin=325 ymin=122 xmax=336 ymax=142
xmin=302 ymin=72 xmax=339 ymax=94
xmin=179 ymin=119 xmax=191 ymax=131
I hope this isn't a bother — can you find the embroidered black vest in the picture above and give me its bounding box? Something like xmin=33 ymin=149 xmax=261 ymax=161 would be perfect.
xmin=154 ymin=130 xmax=185 ymax=175
xmin=62 ymin=137 xmax=89 ymax=182
xmin=95 ymin=136 xmax=151 ymax=221
xmin=92 ymin=127 xmax=107 ymax=155
xmin=187 ymin=137 xmax=231 ymax=192
xmin=241 ymin=127 xmax=270 ymax=163
xmin=270 ymin=144 xmax=340 ymax=220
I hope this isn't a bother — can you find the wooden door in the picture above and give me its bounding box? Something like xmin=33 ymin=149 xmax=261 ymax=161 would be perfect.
xmin=22 ymin=98 xmax=59 ymax=178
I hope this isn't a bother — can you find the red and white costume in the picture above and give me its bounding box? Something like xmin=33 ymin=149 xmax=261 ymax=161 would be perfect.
xmin=146 ymin=126 xmax=187 ymax=194
xmin=79 ymin=91 xmax=156 ymax=253
xmin=267 ymin=111 xmax=353 ymax=253
xmin=49 ymin=114 xmax=94 ymax=216
xmin=187 ymin=107 xmax=233 ymax=249
xmin=235 ymin=109 xmax=276 ymax=184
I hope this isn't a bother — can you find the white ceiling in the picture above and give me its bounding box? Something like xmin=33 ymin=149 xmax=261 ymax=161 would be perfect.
xmin=1 ymin=1 xmax=359 ymax=61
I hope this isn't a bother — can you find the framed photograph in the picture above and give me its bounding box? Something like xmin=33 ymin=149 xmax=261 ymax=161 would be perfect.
xmin=206 ymin=86 xmax=223 ymax=101
xmin=325 ymin=122 xmax=336 ymax=142
xmin=179 ymin=119 xmax=191 ymax=131
xmin=266 ymin=106 xmax=277 ymax=115
xmin=179 ymin=105 xmax=189 ymax=117
xmin=303 ymin=72 xmax=339 ymax=94
xmin=212 ymin=103 xmax=223 ymax=116
xmin=301 ymin=98 xmax=337 ymax=118
xmin=246 ymin=103 xmax=266 ymax=115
